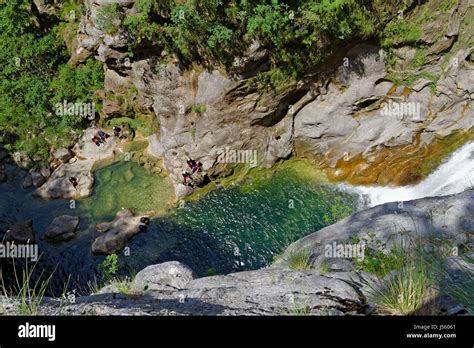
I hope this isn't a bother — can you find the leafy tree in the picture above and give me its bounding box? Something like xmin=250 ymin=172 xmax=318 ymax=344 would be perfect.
xmin=123 ymin=0 xmax=401 ymax=78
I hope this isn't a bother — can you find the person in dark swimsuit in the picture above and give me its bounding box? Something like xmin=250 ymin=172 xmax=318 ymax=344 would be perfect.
xmin=192 ymin=161 xmax=203 ymax=173
xmin=69 ymin=177 xmax=78 ymax=189
xmin=113 ymin=126 xmax=121 ymax=137
xmin=182 ymin=171 xmax=191 ymax=184
xmin=186 ymin=158 xmax=196 ymax=170
xmin=92 ymin=136 xmax=100 ymax=146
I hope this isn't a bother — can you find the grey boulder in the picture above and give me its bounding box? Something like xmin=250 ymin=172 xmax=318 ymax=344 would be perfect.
xmin=45 ymin=215 xmax=80 ymax=242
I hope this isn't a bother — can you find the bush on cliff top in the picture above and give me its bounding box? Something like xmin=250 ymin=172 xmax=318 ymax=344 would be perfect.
xmin=0 ymin=0 xmax=104 ymax=161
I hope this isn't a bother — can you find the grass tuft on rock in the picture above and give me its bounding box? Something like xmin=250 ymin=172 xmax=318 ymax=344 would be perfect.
xmin=285 ymin=248 xmax=312 ymax=270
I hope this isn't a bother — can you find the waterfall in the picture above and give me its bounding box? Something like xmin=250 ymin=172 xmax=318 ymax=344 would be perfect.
xmin=343 ymin=142 xmax=474 ymax=207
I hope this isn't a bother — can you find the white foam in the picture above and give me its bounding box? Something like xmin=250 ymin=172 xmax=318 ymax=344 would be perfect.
xmin=342 ymin=142 xmax=474 ymax=207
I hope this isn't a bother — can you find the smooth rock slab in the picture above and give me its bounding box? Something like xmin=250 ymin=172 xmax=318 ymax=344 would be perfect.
xmin=277 ymin=189 xmax=474 ymax=269
xmin=35 ymin=159 xmax=94 ymax=199
xmin=134 ymin=261 xmax=197 ymax=291
xmin=45 ymin=215 xmax=79 ymax=242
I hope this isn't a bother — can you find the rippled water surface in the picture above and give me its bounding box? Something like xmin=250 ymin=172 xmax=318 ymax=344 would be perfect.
xmin=0 ymin=160 xmax=360 ymax=293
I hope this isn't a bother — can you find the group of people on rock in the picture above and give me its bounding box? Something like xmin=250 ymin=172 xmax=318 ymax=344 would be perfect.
xmin=138 ymin=216 xmax=150 ymax=232
xmin=182 ymin=158 xmax=203 ymax=186
xmin=91 ymin=125 xmax=129 ymax=147
xmin=91 ymin=130 xmax=110 ymax=147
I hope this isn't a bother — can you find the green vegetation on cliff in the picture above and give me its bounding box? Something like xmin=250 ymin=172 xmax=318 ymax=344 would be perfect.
xmin=123 ymin=0 xmax=405 ymax=79
xmin=0 ymin=0 xmax=103 ymax=162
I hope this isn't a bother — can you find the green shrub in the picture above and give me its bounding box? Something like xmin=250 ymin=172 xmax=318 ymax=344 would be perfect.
xmin=124 ymin=0 xmax=403 ymax=82
xmin=114 ymin=274 xmax=145 ymax=298
xmin=355 ymin=246 xmax=405 ymax=278
xmin=292 ymin=305 xmax=311 ymax=315
xmin=364 ymin=238 xmax=472 ymax=315
xmin=191 ymin=103 xmax=206 ymax=114
xmin=205 ymin=268 xmax=217 ymax=276
xmin=98 ymin=254 xmax=119 ymax=283
xmin=444 ymin=277 xmax=474 ymax=314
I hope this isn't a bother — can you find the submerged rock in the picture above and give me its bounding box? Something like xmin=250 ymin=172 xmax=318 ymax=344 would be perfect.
xmin=22 ymin=173 xmax=33 ymax=189
xmin=45 ymin=215 xmax=80 ymax=242
xmin=92 ymin=209 xmax=148 ymax=255
xmin=0 ymin=148 xmax=9 ymax=161
xmin=4 ymin=220 xmax=35 ymax=244
xmin=0 ymin=165 xmax=6 ymax=182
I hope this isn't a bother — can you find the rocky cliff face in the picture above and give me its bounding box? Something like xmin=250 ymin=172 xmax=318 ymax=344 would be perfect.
xmin=3 ymin=190 xmax=471 ymax=315
xmin=73 ymin=0 xmax=473 ymax=199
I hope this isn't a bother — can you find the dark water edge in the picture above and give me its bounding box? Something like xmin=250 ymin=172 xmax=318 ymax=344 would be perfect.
xmin=0 ymin=161 xmax=362 ymax=295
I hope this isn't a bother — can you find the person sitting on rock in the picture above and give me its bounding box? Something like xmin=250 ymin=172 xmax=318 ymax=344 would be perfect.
xmin=113 ymin=126 xmax=121 ymax=138
xmin=182 ymin=171 xmax=194 ymax=186
xmin=91 ymin=136 xmax=101 ymax=146
xmin=69 ymin=177 xmax=78 ymax=189
xmin=140 ymin=217 xmax=150 ymax=225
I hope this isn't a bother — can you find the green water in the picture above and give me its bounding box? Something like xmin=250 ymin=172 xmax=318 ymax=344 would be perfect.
xmin=81 ymin=159 xmax=361 ymax=276
xmin=80 ymin=161 xmax=175 ymax=221
xmin=163 ymin=165 xmax=360 ymax=272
